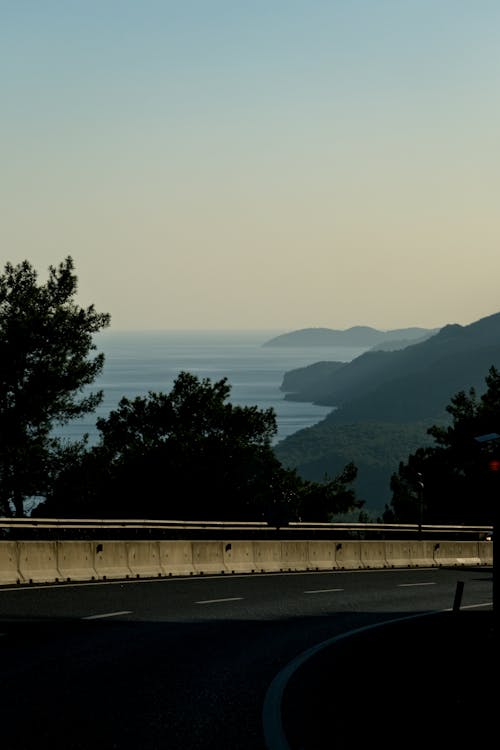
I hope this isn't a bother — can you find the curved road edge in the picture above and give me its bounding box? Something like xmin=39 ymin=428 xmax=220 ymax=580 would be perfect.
xmin=261 ymin=603 xmax=492 ymax=750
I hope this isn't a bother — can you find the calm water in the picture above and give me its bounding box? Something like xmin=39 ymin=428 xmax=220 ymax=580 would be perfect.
xmin=60 ymin=330 xmax=368 ymax=445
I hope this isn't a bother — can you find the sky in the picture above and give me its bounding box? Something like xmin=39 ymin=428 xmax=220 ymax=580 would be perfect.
xmin=1 ymin=0 xmax=499 ymax=332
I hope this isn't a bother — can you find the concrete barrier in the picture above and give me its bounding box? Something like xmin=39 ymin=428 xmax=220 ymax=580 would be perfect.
xmin=385 ymin=542 xmax=412 ymax=568
xmin=281 ymin=542 xmax=310 ymax=571
xmin=127 ymin=541 xmax=163 ymax=578
xmin=18 ymin=541 xmax=61 ymax=583
xmin=409 ymin=541 xmax=437 ymax=567
xmin=253 ymin=541 xmax=283 ymax=572
xmin=0 ymin=538 xmax=493 ymax=585
xmin=435 ymin=541 xmax=483 ymax=567
xmin=0 ymin=541 xmax=23 ymax=584
xmin=223 ymin=541 xmax=256 ymax=573
xmin=94 ymin=542 xmax=132 ymax=580
xmin=192 ymin=541 xmax=227 ymax=575
xmin=308 ymin=541 xmax=337 ymax=570
xmin=360 ymin=541 xmax=388 ymax=569
xmin=159 ymin=541 xmax=195 ymax=576
xmin=478 ymin=540 xmax=493 ymax=566
xmin=335 ymin=542 xmax=364 ymax=569
xmin=57 ymin=541 xmax=98 ymax=581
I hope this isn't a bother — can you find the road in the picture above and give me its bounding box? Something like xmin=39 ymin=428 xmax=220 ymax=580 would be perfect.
xmin=0 ymin=567 xmax=493 ymax=749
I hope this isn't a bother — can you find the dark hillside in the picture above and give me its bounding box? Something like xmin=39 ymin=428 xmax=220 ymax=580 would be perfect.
xmin=282 ymin=312 xmax=500 ymax=409
xmin=281 ymin=361 xmax=346 ymax=401
xmin=333 ymin=343 xmax=500 ymax=424
xmin=283 ymin=349 xmax=398 ymax=405
xmin=368 ymin=330 xmax=436 ymax=351
xmin=274 ymin=311 xmax=500 ymax=513
xmin=274 ymin=420 xmax=436 ymax=516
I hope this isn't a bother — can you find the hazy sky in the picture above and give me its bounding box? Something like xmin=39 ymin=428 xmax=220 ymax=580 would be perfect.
xmin=2 ymin=1 xmax=499 ymax=331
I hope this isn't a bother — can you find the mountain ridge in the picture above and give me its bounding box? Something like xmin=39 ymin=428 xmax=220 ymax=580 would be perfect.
xmin=274 ymin=310 xmax=500 ymax=515
xmin=281 ymin=312 xmax=500 ymax=413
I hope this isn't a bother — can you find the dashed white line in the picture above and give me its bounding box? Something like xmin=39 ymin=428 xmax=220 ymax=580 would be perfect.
xmin=82 ymin=610 xmax=132 ymax=620
xmin=304 ymin=588 xmax=344 ymax=594
xmin=195 ymin=597 xmax=244 ymax=605
xmin=398 ymin=582 xmax=437 ymax=587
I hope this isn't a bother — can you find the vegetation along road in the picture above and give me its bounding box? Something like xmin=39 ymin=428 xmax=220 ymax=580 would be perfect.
xmin=0 ymin=567 xmax=492 ymax=749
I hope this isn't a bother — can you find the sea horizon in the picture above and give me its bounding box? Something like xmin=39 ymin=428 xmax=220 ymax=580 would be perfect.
xmin=58 ymin=330 xmax=369 ymax=446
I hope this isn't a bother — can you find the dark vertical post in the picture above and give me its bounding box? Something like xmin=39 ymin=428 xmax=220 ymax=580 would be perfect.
xmin=486 ymin=456 xmax=499 ymax=634
xmin=416 ymin=472 xmax=424 ymax=537
xmin=493 ymin=484 xmax=498 ymax=634
xmin=453 ymin=581 xmax=464 ymax=613
xmin=474 ymin=433 xmax=499 ymax=635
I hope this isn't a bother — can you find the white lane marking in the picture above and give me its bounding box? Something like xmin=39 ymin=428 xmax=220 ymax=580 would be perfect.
xmin=398 ymin=582 xmax=437 ymax=587
xmin=304 ymin=588 xmax=344 ymax=594
xmin=262 ymin=608 xmax=450 ymax=750
xmin=444 ymin=601 xmax=492 ymax=611
xmin=195 ymin=597 xmax=244 ymax=605
xmin=0 ymin=566 xmax=443 ymax=593
xmin=82 ymin=610 xmax=132 ymax=620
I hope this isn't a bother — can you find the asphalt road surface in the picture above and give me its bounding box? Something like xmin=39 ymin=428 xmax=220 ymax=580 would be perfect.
xmin=0 ymin=567 xmax=493 ymax=749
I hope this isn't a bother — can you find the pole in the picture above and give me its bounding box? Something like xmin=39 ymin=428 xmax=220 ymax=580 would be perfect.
xmin=416 ymin=472 xmax=424 ymax=537
xmin=494 ymin=496 xmax=498 ymax=634
xmin=453 ymin=581 xmax=464 ymax=613
xmin=474 ymin=433 xmax=500 ymax=635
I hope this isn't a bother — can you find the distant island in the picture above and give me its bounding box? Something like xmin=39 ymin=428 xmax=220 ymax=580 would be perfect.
xmin=263 ymin=326 xmax=439 ymax=348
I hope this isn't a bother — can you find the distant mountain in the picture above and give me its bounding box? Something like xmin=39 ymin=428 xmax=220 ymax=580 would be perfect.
xmin=274 ymin=311 xmax=500 ymax=515
xmin=280 ymin=313 xmax=500 ymax=419
xmin=263 ymin=325 xmax=438 ymax=347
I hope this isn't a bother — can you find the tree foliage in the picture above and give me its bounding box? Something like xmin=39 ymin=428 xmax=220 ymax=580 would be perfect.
xmin=39 ymin=372 xmax=362 ymax=521
xmin=0 ymin=257 xmax=110 ymax=516
xmin=294 ymin=462 xmax=359 ymax=521
xmin=384 ymin=366 xmax=500 ymax=525
xmin=0 ymin=258 xmax=360 ymax=522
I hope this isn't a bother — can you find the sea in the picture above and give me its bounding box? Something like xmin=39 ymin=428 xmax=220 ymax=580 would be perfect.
xmin=59 ymin=330 xmax=368 ymax=446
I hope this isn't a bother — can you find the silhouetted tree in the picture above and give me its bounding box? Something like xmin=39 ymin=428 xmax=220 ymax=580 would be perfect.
xmin=0 ymin=257 xmax=110 ymax=516
xmin=384 ymin=366 xmax=500 ymax=525
xmin=296 ymin=462 xmax=359 ymax=521
xmin=40 ymin=372 xmax=362 ymax=521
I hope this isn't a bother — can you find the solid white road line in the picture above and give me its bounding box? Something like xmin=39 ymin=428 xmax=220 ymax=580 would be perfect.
xmin=195 ymin=597 xmax=244 ymax=605
xmin=303 ymin=588 xmax=344 ymax=594
xmin=82 ymin=610 xmax=132 ymax=620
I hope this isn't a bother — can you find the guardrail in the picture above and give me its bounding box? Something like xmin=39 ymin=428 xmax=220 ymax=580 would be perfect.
xmin=0 ymin=517 xmax=493 ymax=532
xmin=0 ymin=517 xmax=272 ymax=530
xmin=0 ymin=517 xmax=493 ymax=541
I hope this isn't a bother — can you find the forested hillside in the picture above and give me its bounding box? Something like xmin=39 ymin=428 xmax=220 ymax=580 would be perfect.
xmin=275 ymin=311 xmax=500 ymax=516
xmin=281 ymin=313 xmax=500 ymax=414
xmin=274 ymin=420 xmax=437 ymax=517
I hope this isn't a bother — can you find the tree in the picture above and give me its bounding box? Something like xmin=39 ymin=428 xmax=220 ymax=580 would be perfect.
xmin=0 ymin=257 xmax=110 ymax=516
xmin=295 ymin=462 xmax=360 ymax=521
xmin=384 ymin=366 xmax=500 ymax=525
xmin=39 ymin=371 xmax=362 ymax=521
xmin=40 ymin=372 xmax=278 ymax=519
